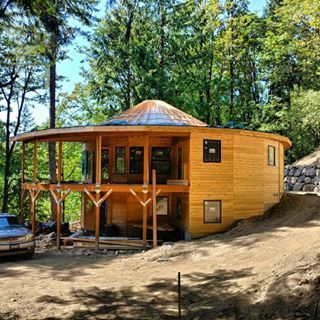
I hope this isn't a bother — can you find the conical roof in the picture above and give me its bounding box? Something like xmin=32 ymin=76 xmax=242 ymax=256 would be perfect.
xmin=101 ymin=100 xmax=207 ymax=127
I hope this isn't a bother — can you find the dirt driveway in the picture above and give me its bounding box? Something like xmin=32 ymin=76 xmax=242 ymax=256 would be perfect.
xmin=0 ymin=194 xmax=320 ymax=320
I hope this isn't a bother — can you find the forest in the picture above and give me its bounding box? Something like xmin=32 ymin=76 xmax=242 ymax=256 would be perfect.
xmin=1 ymin=0 xmax=320 ymax=221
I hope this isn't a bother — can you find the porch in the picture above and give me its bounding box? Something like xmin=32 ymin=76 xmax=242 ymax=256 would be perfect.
xmin=21 ymin=131 xmax=190 ymax=250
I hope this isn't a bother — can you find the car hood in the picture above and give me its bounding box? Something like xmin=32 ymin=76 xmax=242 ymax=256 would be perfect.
xmin=0 ymin=226 xmax=31 ymax=238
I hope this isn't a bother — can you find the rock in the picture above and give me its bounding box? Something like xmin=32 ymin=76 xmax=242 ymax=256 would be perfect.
xmin=313 ymin=177 xmax=320 ymax=184
xmin=285 ymin=183 xmax=294 ymax=191
xmin=293 ymin=183 xmax=303 ymax=191
xmin=298 ymin=176 xmax=305 ymax=183
xmin=284 ymin=176 xmax=289 ymax=182
xmin=314 ymin=186 xmax=320 ymax=192
xmin=306 ymin=167 xmax=316 ymax=177
xmin=305 ymin=177 xmax=312 ymax=184
xmin=294 ymin=167 xmax=303 ymax=176
xmin=289 ymin=176 xmax=299 ymax=184
xmin=302 ymin=183 xmax=315 ymax=192
xmin=316 ymin=169 xmax=320 ymax=177
xmin=289 ymin=168 xmax=295 ymax=176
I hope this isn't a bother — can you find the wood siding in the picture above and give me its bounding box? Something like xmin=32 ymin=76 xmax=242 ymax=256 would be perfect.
xmin=188 ymin=131 xmax=286 ymax=239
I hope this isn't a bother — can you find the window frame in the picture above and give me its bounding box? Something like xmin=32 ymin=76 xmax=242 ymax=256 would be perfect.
xmin=203 ymin=139 xmax=221 ymax=163
xmin=115 ymin=147 xmax=126 ymax=175
xmin=151 ymin=147 xmax=171 ymax=175
xmin=203 ymin=200 xmax=222 ymax=224
xmin=268 ymin=145 xmax=276 ymax=166
xmin=129 ymin=147 xmax=144 ymax=174
xmin=156 ymin=196 xmax=169 ymax=216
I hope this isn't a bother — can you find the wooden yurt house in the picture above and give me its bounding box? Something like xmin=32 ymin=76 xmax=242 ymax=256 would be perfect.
xmin=12 ymin=100 xmax=291 ymax=249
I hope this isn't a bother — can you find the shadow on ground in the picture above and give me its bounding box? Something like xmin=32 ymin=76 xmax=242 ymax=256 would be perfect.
xmin=17 ymin=265 xmax=320 ymax=320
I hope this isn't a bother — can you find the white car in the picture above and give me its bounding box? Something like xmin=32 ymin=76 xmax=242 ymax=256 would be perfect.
xmin=0 ymin=214 xmax=35 ymax=258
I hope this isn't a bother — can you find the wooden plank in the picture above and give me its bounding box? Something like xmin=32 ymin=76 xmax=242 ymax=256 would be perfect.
xmin=11 ymin=126 xmax=291 ymax=149
xmin=23 ymin=183 xmax=189 ymax=193
xmin=152 ymin=169 xmax=157 ymax=247
xmin=61 ymin=237 xmax=144 ymax=248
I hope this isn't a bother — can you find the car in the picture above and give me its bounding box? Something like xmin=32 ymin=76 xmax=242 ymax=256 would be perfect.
xmin=0 ymin=214 xmax=35 ymax=258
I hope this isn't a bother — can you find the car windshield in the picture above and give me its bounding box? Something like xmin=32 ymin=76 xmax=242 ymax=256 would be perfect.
xmin=0 ymin=216 xmax=20 ymax=227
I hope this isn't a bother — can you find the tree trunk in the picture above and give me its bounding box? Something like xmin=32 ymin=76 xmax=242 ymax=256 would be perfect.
xmin=49 ymin=34 xmax=57 ymax=221
xmin=229 ymin=59 xmax=234 ymax=120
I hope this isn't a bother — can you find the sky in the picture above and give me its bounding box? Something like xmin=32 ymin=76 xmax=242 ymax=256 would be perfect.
xmin=4 ymin=0 xmax=267 ymax=126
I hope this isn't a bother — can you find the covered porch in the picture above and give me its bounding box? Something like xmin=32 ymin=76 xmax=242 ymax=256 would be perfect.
xmin=20 ymin=129 xmax=190 ymax=250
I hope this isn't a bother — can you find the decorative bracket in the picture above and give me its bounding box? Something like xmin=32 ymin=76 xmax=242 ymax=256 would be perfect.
xmin=50 ymin=188 xmax=71 ymax=205
xmin=84 ymin=188 xmax=113 ymax=207
xmin=130 ymin=188 xmax=161 ymax=207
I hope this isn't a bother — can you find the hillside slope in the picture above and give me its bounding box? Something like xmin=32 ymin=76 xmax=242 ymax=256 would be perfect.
xmin=0 ymin=194 xmax=320 ymax=320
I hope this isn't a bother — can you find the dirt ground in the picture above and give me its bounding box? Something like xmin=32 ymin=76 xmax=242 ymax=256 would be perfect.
xmin=1 ymin=193 xmax=320 ymax=320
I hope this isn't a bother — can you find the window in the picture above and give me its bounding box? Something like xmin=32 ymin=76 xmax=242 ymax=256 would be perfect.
xmin=152 ymin=147 xmax=171 ymax=174
xmin=177 ymin=147 xmax=182 ymax=179
xmin=115 ymin=147 xmax=126 ymax=174
xmin=204 ymin=200 xmax=221 ymax=223
xmin=101 ymin=150 xmax=110 ymax=181
xmin=268 ymin=145 xmax=276 ymax=166
xmin=81 ymin=150 xmax=93 ymax=181
xmin=130 ymin=147 xmax=144 ymax=174
xmin=156 ymin=196 xmax=169 ymax=215
xmin=203 ymin=140 xmax=221 ymax=162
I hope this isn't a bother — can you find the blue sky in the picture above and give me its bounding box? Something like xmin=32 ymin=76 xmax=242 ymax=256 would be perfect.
xmin=35 ymin=0 xmax=267 ymax=125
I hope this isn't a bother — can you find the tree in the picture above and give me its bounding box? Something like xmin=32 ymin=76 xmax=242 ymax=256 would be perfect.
xmin=0 ymin=23 xmax=44 ymax=212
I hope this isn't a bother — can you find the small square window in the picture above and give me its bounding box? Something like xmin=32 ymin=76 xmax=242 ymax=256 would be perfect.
xmin=268 ymin=145 xmax=276 ymax=166
xmin=156 ymin=196 xmax=169 ymax=215
xmin=204 ymin=200 xmax=221 ymax=223
xmin=203 ymin=140 xmax=221 ymax=162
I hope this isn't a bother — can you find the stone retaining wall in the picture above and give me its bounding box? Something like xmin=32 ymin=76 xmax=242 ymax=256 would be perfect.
xmin=284 ymin=165 xmax=320 ymax=192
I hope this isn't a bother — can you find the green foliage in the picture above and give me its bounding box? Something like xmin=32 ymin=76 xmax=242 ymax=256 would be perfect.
xmin=2 ymin=0 xmax=320 ymax=220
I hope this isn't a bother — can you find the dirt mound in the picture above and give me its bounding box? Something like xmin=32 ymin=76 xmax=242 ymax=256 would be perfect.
xmin=292 ymin=148 xmax=320 ymax=167
xmin=223 ymin=193 xmax=320 ymax=237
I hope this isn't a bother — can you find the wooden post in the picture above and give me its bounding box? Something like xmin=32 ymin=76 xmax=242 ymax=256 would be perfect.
xmin=22 ymin=142 xmax=25 ymax=184
xmin=142 ymin=136 xmax=149 ymax=246
xmin=95 ymin=192 xmax=100 ymax=252
xmin=56 ymin=140 xmax=63 ymax=249
xmin=21 ymin=143 xmax=26 ymax=223
xmin=31 ymin=193 xmax=36 ymax=235
xmin=152 ymin=169 xmax=157 ymax=247
xmin=58 ymin=140 xmax=62 ymax=183
xmin=96 ymin=134 xmax=102 ymax=185
xmin=33 ymin=141 xmax=37 ymax=183
xmin=56 ymin=192 xmax=61 ymax=249
xmin=95 ymin=134 xmax=102 ymax=251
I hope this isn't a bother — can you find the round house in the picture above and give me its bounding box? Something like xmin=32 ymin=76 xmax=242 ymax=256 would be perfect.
xmin=12 ymin=100 xmax=291 ymax=248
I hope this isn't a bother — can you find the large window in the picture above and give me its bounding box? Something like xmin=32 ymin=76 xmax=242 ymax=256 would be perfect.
xmin=130 ymin=147 xmax=144 ymax=174
xmin=81 ymin=150 xmax=94 ymax=181
xmin=115 ymin=147 xmax=126 ymax=174
xmin=204 ymin=200 xmax=221 ymax=223
xmin=152 ymin=147 xmax=171 ymax=174
xmin=203 ymin=140 xmax=221 ymax=163
xmin=268 ymin=145 xmax=276 ymax=166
